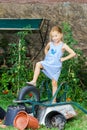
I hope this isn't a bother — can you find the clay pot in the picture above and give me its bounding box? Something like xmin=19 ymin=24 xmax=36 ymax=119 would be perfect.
xmin=14 ymin=111 xmax=39 ymax=130
xmin=13 ymin=111 xmax=29 ymax=130
xmin=27 ymin=114 xmax=39 ymax=129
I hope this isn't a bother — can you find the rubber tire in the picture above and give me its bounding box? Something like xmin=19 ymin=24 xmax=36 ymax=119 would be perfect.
xmin=17 ymin=85 xmax=40 ymax=116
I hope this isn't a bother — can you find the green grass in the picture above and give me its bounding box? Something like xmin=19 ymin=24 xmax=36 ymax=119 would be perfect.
xmin=0 ymin=92 xmax=87 ymax=130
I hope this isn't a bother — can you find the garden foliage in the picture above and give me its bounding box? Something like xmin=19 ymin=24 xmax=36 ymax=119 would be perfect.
xmin=0 ymin=22 xmax=87 ymax=102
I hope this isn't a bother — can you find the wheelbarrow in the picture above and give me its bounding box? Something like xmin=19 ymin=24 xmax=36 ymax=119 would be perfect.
xmin=13 ymin=78 xmax=87 ymax=130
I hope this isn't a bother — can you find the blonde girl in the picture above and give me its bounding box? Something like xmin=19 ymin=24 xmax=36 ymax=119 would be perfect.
xmin=27 ymin=26 xmax=76 ymax=103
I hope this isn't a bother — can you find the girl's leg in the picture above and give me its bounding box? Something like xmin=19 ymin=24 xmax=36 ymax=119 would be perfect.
xmin=33 ymin=62 xmax=43 ymax=82
xmin=27 ymin=62 xmax=43 ymax=86
xmin=52 ymin=79 xmax=58 ymax=102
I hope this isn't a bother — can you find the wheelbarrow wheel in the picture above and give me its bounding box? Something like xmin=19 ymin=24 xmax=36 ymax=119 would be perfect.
xmin=17 ymin=85 xmax=40 ymax=116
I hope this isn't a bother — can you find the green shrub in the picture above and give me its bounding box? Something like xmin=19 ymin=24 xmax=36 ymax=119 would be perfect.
xmin=0 ymin=22 xmax=87 ymax=102
xmin=0 ymin=30 xmax=32 ymax=94
xmin=58 ymin=22 xmax=87 ymax=102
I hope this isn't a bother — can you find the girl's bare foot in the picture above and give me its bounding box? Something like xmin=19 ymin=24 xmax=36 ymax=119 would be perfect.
xmin=26 ymin=81 xmax=36 ymax=86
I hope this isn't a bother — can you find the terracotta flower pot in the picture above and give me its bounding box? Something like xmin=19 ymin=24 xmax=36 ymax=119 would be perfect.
xmin=14 ymin=111 xmax=39 ymax=130
xmin=27 ymin=115 xmax=39 ymax=129
xmin=13 ymin=111 xmax=29 ymax=130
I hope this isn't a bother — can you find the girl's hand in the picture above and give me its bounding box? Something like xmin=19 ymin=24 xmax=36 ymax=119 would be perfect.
xmin=60 ymin=58 xmax=65 ymax=62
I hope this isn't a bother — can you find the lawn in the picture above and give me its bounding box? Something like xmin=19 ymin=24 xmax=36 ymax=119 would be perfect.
xmin=0 ymin=92 xmax=87 ymax=130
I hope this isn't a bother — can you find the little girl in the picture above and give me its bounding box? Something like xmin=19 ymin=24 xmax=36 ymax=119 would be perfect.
xmin=27 ymin=26 xmax=76 ymax=102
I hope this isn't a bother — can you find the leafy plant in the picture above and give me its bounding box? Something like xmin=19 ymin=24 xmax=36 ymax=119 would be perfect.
xmin=0 ymin=73 xmax=9 ymax=92
xmin=58 ymin=21 xmax=87 ymax=101
xmin=0 ymin=30 xmax=32 ymax=94
xmin=9 ymin=31 xmax=31 ymax=92
xmin=62 ymin=21 xmax=78 ymax=46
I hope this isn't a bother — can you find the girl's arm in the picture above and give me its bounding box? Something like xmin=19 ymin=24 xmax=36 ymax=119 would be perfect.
xmin=44 ymin=42 xmax=50 ymax=55
xmin=61 ymin=44 xmax=76 ymax=62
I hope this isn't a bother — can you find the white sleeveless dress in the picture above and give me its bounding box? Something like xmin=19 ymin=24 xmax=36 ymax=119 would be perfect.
xmin=40 ymin=41 xmax=64 ymax=81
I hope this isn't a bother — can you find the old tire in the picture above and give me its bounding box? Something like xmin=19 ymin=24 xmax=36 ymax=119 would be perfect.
xmin=17 ymin=85 xmax=40 ymax=116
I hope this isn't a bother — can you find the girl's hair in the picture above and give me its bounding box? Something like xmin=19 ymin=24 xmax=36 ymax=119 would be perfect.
xmin=49 ymin=26 xmax=63 ymax=41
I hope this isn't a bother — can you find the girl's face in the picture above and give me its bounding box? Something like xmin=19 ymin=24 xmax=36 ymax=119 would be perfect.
xmin=51 ymin=31 xmax=63 ymax=43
